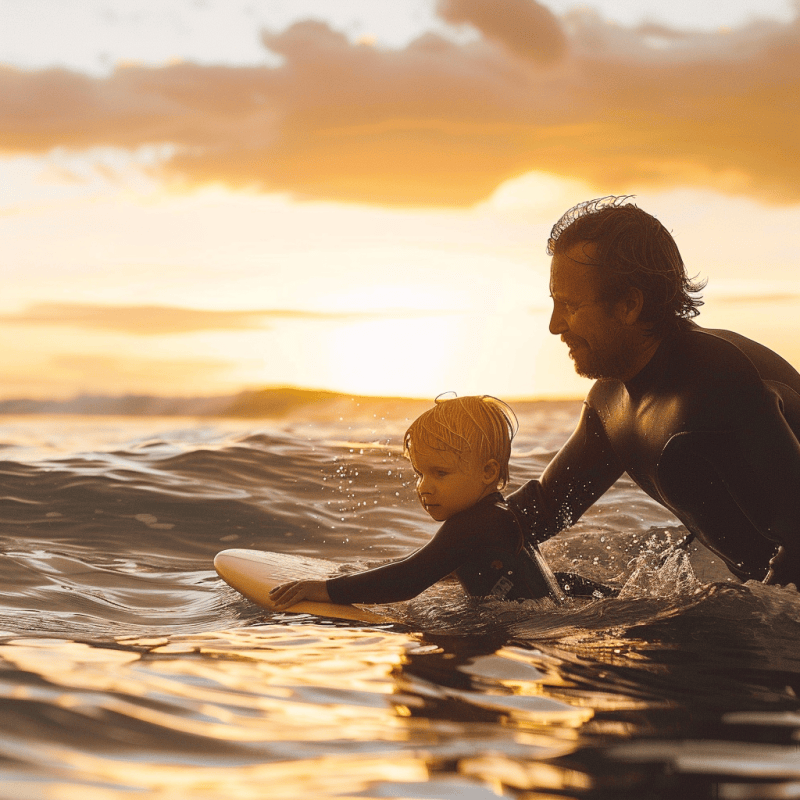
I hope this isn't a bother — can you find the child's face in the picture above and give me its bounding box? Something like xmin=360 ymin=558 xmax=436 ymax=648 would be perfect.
xmin=410 ymin=443 xmax=497 ymax=522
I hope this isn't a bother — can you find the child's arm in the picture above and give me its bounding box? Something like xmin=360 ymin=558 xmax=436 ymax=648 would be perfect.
xmin=269 ymin=579 xmax=331 ymax=610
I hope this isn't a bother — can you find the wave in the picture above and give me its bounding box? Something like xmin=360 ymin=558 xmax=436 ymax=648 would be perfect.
xmin=3 ymin=408 xmax=800 ymax=799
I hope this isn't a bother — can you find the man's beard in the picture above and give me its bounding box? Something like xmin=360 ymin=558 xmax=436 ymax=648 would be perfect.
xmin=566 ymin=338 xmax=631 ymax=381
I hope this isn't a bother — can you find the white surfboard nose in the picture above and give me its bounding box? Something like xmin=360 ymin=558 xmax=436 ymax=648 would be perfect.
xmin=212 ymin=547 xmax=395 ymax=623
xmin=213 ymin=548 xmax=247 ymax=582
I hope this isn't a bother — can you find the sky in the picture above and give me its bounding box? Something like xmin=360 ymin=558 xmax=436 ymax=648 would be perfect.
xmin=2 ymin=0 xmax=800 ymax=401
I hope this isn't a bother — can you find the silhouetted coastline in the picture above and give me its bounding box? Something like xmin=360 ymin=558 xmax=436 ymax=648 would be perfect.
xmin=0 ymin=387 xmax=581 ymax=418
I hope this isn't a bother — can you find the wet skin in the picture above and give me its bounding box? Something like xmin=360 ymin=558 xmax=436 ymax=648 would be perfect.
xmin=548 ymin=243 xmax=660 ymax=382
xmin=410 ymin=444 xmax=499 ymax=522
xmin=508 ymin=241 xmax=800 ymax=584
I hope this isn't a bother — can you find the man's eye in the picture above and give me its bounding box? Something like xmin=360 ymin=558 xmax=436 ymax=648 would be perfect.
xmin=553 ymin=297 xmax=578 ymax=314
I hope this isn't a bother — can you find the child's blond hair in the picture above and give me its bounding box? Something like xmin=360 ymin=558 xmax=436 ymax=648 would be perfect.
xmin=403 ymin=395 xmax=518 ymax=489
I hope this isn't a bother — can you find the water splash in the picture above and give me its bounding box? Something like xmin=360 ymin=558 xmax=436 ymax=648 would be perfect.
xmin=617 ymin=531 xmax=700 ymax=599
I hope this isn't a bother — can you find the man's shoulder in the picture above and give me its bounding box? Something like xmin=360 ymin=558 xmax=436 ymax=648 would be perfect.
xmin=662 ymin=323 xmax=800 ymax=427
xmin=680 ymin=323 xmax=800 ymax=389
xmin=583 ymin=324 xmax=773 ymax=424
xmin=679 ymin=324 xmax=761 ymax=373
xmin=677 ymin=321 xmax=748 ymax=352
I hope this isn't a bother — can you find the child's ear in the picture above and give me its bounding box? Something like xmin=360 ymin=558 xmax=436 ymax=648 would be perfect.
xmin=482 ymin=459 xmax=501 ymax=487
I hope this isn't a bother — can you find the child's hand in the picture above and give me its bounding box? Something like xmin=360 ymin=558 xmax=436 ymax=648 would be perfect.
xmin=269 ymin=579 xmax=331 ymax=610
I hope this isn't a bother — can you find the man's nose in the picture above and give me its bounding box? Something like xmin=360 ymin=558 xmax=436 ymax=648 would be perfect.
xmin=549 ymin=305 xmax=567 ymax=335
xmin=417 ymin=475 xmax=433 ymax=494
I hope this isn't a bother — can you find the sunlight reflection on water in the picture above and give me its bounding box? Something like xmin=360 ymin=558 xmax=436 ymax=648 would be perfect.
xmin=2 ymin=410 xmax=800 ymax=799
xmin=1 ymin=625 xmax=595 ymax=799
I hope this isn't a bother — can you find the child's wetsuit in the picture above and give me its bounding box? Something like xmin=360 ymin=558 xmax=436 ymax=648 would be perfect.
xmin=325 ymin=492 xmax=606 ymax=606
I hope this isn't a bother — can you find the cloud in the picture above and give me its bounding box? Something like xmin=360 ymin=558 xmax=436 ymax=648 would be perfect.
xmin=49 ymin=352 xmax=230 ymax=381
xmin=1 ymin=5 xmax=799 ymax=206
xmin=0 ymin=352 xmax=236 ymax=400
xmin=715 ymin=293 xmax=800 ymax=304
xmin=0 ymin=303 xmax=363 ymax=335
xmin=437 ymin=0 xmax=566 ymax=63
xmin=0 ymin=303 xmax=453 ymax=335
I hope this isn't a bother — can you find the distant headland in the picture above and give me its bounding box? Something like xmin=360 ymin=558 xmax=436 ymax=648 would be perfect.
xmin=0 ymin=387 xmax=579 ymax=418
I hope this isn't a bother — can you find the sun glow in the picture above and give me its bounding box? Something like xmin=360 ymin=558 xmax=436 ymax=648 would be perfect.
xmin=3 ymin=158 xmax=800 ymax=403
xmin=320 ymin=283 xmax=469 ymax=315
xmin=322 ymin=315 xmax=462 ymax=399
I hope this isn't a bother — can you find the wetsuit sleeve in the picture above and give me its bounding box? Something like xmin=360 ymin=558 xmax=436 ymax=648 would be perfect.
xmin=659 ymin=381 xmax=800 ymax=584
xmin=326 ymin=513 xmax=495 ymax=605
xmin=506 ymin=402 xmax=624 ymax=544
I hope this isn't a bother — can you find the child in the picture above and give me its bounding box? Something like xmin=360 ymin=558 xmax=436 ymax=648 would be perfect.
xmin=270 ymin=394 xmax=567 ymax=610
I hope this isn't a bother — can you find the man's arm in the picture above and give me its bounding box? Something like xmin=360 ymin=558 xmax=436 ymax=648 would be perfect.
xmin=746 ymin=387 xmax=800 ymax=584
xmin=659 ymin=382 xmax=800 ymax=585
xmin=507 ymin=403 xmax=624 ymax=543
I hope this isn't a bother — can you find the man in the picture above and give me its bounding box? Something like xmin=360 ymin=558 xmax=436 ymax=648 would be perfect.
xmin=508 ymin=196 xmax=800 ymax=586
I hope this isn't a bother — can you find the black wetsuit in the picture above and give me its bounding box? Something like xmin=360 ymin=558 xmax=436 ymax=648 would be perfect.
xmin=326 ymin=492 xmax=564 ymax=605
xmin=508 ymin=321 xmax=800 ymax=584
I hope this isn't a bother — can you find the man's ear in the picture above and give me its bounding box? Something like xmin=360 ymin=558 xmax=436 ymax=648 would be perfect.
xmin=618 ymin=287 xmax=644 ymax=325
xmin=482 ymin=459 xmax=501 ymax=487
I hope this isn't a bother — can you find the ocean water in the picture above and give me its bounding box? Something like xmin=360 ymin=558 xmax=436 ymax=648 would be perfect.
xmin=1 ymin=398 xmax=799 ymax=800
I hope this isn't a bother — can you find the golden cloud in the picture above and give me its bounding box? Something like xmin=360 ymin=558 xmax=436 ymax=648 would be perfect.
xmin=0 ymin=303 xmax=363 ymax=335
xmin=715 ymin=293 xmax=800 ymax=304
xmin=438 ymin=0 xmax=566 ymax=63
xmin=49 ymin=352 xmax=231 ymax=381
xmin=0 ymin=4 xmax=798 ymax=206
xmin=0 ymin=303 xmax=449 ymax=335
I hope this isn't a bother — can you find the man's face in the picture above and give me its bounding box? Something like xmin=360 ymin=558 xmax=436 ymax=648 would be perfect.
xmin=549 ymin=242 xmax=634 ymax=380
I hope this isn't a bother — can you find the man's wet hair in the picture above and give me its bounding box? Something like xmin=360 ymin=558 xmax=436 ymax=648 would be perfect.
xmin=548 ymin=196 xmax=706 ymax=336
xmin=403 ymin=395 xmax=518 ymax=489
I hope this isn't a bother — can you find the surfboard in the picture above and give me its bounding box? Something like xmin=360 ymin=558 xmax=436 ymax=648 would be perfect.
xmin=214 ymin=548 xmax=398 ymax=624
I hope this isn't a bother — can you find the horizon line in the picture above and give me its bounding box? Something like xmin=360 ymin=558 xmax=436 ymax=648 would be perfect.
xmin=0 ymin=384 xmax=585 ymax=416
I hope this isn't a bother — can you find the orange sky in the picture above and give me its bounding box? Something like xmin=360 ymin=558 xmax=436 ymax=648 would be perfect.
xmin=3 ymin=5 xmax=799 ymax=205
xmin=1 ymin=0 xmax=800 ymax=401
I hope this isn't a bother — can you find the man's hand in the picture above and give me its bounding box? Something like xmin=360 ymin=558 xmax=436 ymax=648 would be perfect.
xmin=269 ymin=579 xmax=331 ymax=609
